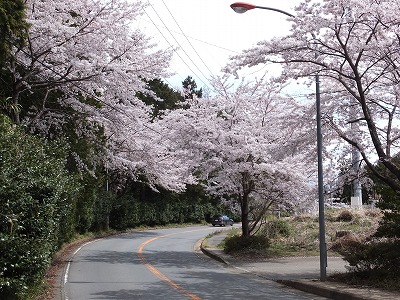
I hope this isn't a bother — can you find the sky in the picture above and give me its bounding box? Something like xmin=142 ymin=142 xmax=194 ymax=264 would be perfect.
xmin=137 ymin=0 xmax=300 ymax=92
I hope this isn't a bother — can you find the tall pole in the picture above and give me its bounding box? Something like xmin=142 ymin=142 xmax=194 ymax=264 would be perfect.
xmin=346 ymin=6 xmax=362 ymax=208
xmin=230 ymin=2 xmax=327 ymax=281
xmin=316 ymin=74 xmax=327 ymax=280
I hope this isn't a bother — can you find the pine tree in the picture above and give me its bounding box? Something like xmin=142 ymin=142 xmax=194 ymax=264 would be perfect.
xmin=182 ymin=76 xmax=203 ymax=99
xmin=137 ymin=78 xmax=184 ymax=119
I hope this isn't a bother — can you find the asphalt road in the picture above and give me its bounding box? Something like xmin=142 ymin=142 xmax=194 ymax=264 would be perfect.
xmin=64 ymin=225 xmax=327 ymax=299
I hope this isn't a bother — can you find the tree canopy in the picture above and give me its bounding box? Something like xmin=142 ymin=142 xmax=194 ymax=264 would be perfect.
xmin=159 ymin=75 xmax=314 ymax=237
xmin=0 ymin=0 xmax=188 ymax=189
xmin=226 ymin=0 xmax=400 ymax=193
xmin=4 ymin=0 xmax=400 ymax=295
xmin=226 ymin=0 xmax=400 ymax=239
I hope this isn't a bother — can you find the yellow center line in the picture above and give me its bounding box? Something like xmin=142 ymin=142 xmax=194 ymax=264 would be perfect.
xmin=137 ymin=228 xmax=211 ymax=300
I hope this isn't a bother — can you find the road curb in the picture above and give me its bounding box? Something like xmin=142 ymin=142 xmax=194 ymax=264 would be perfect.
xmin=277 ymin=279 xmax=366 ymax=300
xmin=200 ymin=239 xmax=229 ymax=265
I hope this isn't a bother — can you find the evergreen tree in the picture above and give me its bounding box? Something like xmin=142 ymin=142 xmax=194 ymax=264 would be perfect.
xmin=137 ymin=78 xmax=184 ymax=119
xmin=0 ymin=0 xmax=28 ymax=66
xmin=333 ymin=159 xmax=370 ymax=205
xmin=182 ymin=76 xmax=202 ymax=99
xmin=368 ymin=155 xmax=400 ymax=238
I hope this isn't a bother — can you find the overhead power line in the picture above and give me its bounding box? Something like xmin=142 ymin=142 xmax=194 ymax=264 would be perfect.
xmin=145 ymin=1 xmax=214 ymax=92
xmin=138 ymin=16 xmax=239 ymax=54
xmin=142 ymin=8 xmax=202 ymax=87
xmin=161 ymin=0 xmax=214 ymax=75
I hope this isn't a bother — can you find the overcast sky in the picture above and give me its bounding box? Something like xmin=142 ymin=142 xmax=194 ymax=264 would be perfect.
xmin=136 ymin=0 xmax=300 ymax=92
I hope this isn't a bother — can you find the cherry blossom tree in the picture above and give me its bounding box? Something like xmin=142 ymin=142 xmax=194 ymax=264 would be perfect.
xmin=159 ymin=75 xmax=315 ymax=237
xmin=103 ymin=101 xmax=197 ymax=192
xmin=6 ymin=0 xmax=172 ymax=122
xmin=0 ymin=0 xmax=193 ymax=190
xmin=225 ymin=0 xmax=400 ymax=194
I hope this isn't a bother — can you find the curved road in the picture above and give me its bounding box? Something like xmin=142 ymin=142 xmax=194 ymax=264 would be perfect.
xmin=64 ymin=225 xmax=325 ymax=299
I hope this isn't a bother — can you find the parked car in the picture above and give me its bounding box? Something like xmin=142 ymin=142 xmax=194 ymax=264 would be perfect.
xmin=210 ymin=214 xmax=234 ymax=226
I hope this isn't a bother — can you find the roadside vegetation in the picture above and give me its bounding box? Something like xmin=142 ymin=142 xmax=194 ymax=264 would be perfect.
xmin=223 ymin=208 xmax=380 ymax=257
xmin=222 ymin=208 xmax=400 ymax=291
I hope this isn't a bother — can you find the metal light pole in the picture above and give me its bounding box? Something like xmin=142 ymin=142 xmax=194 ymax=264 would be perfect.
xmin=230 ymin=2 xmax=327 ymax=281
xmin=315 ymin=73 xmax=327 ymax=281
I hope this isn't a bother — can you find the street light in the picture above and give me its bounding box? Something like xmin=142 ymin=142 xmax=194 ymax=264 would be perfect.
xmin=230 ymin=2 xmax=294 ymax=17
xmin=230 ymin=2 xmax=327 ymax=281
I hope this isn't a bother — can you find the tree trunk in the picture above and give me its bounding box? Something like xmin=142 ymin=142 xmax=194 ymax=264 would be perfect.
xmin=241 ymin=192 xmax=250 ymax=238
xmin=240 ymin=171 xmax=254 ymax=238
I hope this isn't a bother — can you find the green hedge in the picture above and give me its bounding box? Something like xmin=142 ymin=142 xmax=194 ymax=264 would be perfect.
xmin=0 ymin=116 xmax=79 ymax=299
xmin=109 ymin=194 xmax=215 ymax=229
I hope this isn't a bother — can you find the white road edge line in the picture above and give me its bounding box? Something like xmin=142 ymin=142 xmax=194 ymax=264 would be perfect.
xmin=63 ymin=240 xmax=97 ymax=300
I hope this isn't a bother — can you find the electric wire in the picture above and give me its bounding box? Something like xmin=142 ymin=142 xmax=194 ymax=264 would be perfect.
xmin=145 ymin=2 xmax=212 ymax=88
xmin=142 ymin=8 xmax=199 ymax=86
xmin=145 ymin=1 xmax=214 ymax=92
xmin=160 ymin=0 xmax=214 ymax=75
xmin=138 ymin=16 xmax=239 ymax=54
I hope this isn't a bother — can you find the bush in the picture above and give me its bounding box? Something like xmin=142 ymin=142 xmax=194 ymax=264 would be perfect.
xmin=109 ymin=188 xmax=216 ymax=229
xmin=335 ymin=210 xmax=354 ymax=222
xmin=335 ymin=236 xmax=400 ymax=274
xmin=224 ymin=235 xmax=270 ymax=254
xmin=364 ymin=209 xmax=382 ymax=218
xmin=260 ymin=219 xmax=292 ymax=239
xmin=330 ymin=232 xmax=362 ymax=253
xmin=292 ymin=214 xmax=314 ymax=222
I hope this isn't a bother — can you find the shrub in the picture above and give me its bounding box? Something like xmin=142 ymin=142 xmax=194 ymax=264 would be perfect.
xmin=292 ymin=214 xmax=314 ymax=222
xmin=260 ymin=219 xmax=292 ymax=239
xmin=224 ymin=235 xmax=270 ymax=254
xmin=364 ymin=209 xmax=382 ymax=218
xmin=330 ymin=232 xmax=362 ymax=253
xmin=335 ymin=236 xmax=400 ymax=274
xmin=335 ymin=210 xmax=354 ymax=222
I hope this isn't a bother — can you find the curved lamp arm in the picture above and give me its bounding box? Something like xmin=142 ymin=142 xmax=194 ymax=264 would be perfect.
xmin=230 ymin=2 xmax=295 ymax=18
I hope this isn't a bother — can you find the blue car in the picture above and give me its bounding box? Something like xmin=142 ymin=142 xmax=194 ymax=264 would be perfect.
xmin=211 ymin=214 xmax=234 ymax=226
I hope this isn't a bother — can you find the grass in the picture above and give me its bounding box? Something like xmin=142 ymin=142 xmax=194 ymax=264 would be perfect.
xmin=221 ymin=208 xmax=383 ymax=258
